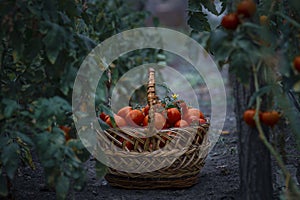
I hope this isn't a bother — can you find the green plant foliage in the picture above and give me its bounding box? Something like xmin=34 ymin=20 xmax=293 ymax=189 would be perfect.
xmin=187 ymin=0 xmax=300 ymax=197
xmin=0 ymin=0 xmax=157 ymax=198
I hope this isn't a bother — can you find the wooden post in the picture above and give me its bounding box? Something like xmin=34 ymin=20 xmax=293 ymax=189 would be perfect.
xmin=230 ymin=74 xmax=273 ymax=199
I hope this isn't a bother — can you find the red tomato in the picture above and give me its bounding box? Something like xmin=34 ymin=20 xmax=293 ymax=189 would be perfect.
xmin=237 ymin=0 xmax=256 ymax=18
xmin=143 ymin=113 xmax=166 ymax=130
xmin=174 ymin=120 xmax=189 ymax=127
xmin=221 ymin=13 xmax=240 ymax=30
xmin=125 ymin=109 xmax=144 ymax=127
xmin=167 ymin=108 xmax=181 ymax=124
xmin=293 ymin=56 xmax=300 ymax=72
xmin=261 ymin=111 xmax=280 ymax=127
xmin=117 ymin=106 xmax=132 ymax=118
xmin=59 ymin=125 xmax=71 ymax=141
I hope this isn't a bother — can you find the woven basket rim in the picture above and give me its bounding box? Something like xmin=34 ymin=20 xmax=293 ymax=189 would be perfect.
xmin=102 ymin=140 xmax=211 ymax=157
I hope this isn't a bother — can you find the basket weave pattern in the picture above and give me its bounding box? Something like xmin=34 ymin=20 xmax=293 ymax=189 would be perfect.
xmin=101 ymin=68 xmax=210 ymax=189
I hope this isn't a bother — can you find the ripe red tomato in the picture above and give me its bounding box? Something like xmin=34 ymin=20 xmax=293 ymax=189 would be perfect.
xmin=293 ymin=56 xmax=300 ymax=72
xmin=261 ymin=111 xmax=280 ymax=127
xmin=117 ymin=106 xmax=132 ymax=118
xmin=221 ymin=13 xmax=240 ymax=30
xmin=167 ymin=108 xmax=181 ymax=124
xmin=143 ymin=113 xmax=166 ymax=130
xmin=174 ymin=120 xmax=189 ymax=127
xmin=99 ymin=112 xmax=107 ymax=121
xmin=179 ymin=102 xmax=188 ymax=115
xmin=59 ymin=125 xmax=71 ymax=141
xmin=243 ymin=109 xmax=260 ymax=127
xmin=199 ymin=118 xmax=207 ymax=124
xmin=185 ymin=115 xmax=200 ymax=125
xmin=184 ymin=108 xmax=204 ymax=119
xmin=142 ymin=105 xmax=150 ymax=116
xmin=163 ymin=121 xmax=171 ymax=129
xmin=124 ymin=141 xmax=134 ymax=151
xmin=125 ymin=109 xmax=144 ymax=126
xmin=237 ymin=0 xmax=257 ymax=18
xmin=105 ymin=115 xmax=127 ymax=128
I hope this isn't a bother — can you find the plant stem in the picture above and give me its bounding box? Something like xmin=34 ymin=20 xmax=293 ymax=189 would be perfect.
xmin=252 ymin=63 xmax=300 ymax=197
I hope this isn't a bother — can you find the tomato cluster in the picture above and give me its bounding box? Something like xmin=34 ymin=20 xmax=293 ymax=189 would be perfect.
xmin=100 ymin=102 xmax=206 ymax=129
xmin=243 ymin=109 xmax=280 ymax=128
xmin=221 ymin=0 xmax=256 ymax=30
xmin=99 ymin=101 xmax=207 ymax=151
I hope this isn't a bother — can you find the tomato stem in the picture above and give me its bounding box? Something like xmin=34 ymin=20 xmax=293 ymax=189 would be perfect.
xmin=252 ymin=62 xmax=300 ymax=196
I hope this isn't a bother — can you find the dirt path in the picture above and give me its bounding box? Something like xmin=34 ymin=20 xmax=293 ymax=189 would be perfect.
xmin=12 ymin=64 xmax=243 ymax=199
xmin=13 ymin=106 xmax=240 ymax=200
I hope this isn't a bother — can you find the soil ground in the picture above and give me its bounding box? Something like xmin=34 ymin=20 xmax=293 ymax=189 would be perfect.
xmin=10 ymin=66 xmax=300 ymax=200
xmin=12 ymin=65 xmax=241 ymax=200
xmin=12 ymin=107 xmax=240 ymax=200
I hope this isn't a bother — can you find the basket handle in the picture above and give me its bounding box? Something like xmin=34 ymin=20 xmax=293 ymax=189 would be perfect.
xmin=147 ymin=68 xmax=157 ymax=133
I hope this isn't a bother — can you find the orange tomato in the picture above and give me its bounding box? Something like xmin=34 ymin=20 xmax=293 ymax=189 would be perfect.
xmin=184 ymin=115 xmax=200 ymax=124
xmin=117 ymin=106 xmax=132 ymax=118
xmin=105 ymin=115 xmax=127 ymax=128
xmin=260 ymin=15 xmax=268 ymax=26
xmin=199 ymin=118 xmax=207 ymax=124
xmin=174 ymin=120 xmax=189 ymax=127
xmin=243 ymin=109 xmax=260 ymax=127
xmin=126 ymin=109 xmax=144 ymax=126
xmin=143 ymin=113 xmax=166 ymax=130
xmin=184 ymin=108 xmax=204 ymax=119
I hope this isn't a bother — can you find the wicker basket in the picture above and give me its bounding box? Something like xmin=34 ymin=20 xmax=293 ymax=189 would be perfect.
xmin=100 ymin=68 xmax=210 ymax=189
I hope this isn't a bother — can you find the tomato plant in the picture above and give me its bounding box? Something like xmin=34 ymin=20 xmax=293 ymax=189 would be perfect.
xmin=188 ymin=0 xmax=300 ymax=198
xmin=0 ymin=0 xmax=157 ymax=199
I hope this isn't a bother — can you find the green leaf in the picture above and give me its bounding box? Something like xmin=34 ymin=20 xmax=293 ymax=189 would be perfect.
xmin=200 ymin=0 xmax=218 ymax=15
xmin=99 ymin=104 xmax=114 ymax=117
xmin=152 ymin=16 xmax=159 ymax=27
xmin=0 ymin=136 xmax=9 ymax=148
xmin=1 ymin=143 xmax=19 ymax=180
xmin=287 ymin=0 xmax=300 ymax=10
xmin=0 ymin=175 xmax=8 ymax=197
xmin=248 ymin=85 xmax=274 ymax=108
xmin=11 ymin=31 xmax=24 ymax=62
xmin=188 ymin=0 xmax=202 ymax=12
xmin=189 ymin=0 xmax=221 ymax=15
xmin=229 ymin=51 xmax=251 ymax=84
xmin=2 ymin=99 xmax=20 ymax=118
xmin=25 ymin=38 xmax=42 ymax=60
xmin=219 ymin=0 xmax=227 ymax=15
xmin=16 ymin=132 xmax=33 ymax=146
xmin=42 ymin=22 xmax=66 ymax=64
xmin=188 ymin=11 xmax=211 ymax=32
xmin=95 ymin=161 xmax=107 ymax=178
xmin=274 ymin=88 xmax=300 ymax=150
xmin=55 ymin=175 xmax=69 ymax=200
xmin=208 ymin=30 xmax=233 ymax=63
xmin=77 ymin=34 xmax=97 ymax=51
